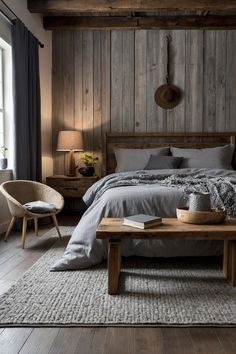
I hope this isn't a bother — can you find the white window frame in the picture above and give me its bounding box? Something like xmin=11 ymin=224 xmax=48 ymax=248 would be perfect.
xmin=0 ymin=47 xmax=4 ymax=148
xmin=0 ymin=37 xmax=13 ymax=170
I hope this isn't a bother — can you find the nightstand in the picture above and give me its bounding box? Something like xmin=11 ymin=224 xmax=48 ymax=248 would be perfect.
xmin=46 ymin=175 xmax=99 ymax=213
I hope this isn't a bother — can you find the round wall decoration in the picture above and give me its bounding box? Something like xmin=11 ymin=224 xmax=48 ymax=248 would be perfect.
xmin=155 ymin=84 xmax=181 ymax=109
xmin=155 ymin=35 xmax=181 ymax=110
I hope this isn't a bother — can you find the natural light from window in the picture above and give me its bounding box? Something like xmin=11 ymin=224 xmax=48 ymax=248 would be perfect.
xmin=0 ymin=37 xmax=13 ymax=170
xmin=0 ymin=47 xmax=4 ymax=148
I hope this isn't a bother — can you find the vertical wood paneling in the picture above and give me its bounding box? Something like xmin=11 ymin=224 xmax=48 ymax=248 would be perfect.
xmin=93 ymin=31 xmax=102 ymax=176
xmin=185 ymin=30 xmax=204 ymax=132
xmin=122 ymin=30 xmax=135 ymax=131
xmin=203 ymin=31 xmax=216 ymax=132
xmin=101 ymin=31 xmax=111 ymax=132
xmin=215 ymin=31 xmax=226 ymax=132
xmin=156 ymin=30 xmax=168 ymax=131
xmin=74 ymin=32 xmax=83 ymax=168
xmin=82 ymin=31 xmax=94 ymax=152
xmin=52 ymin=31 xmax=65 ymax=175
xmin=101 ymin=31 xmax=111 ymax=176
xmin=226 ymin=31 xmax=236 ymax=131
xmin=111 ymin=31 xmax=123 ymax=132
xmin=52 ymin=29 xmax=236 ymax=176
xmin=167 ymin=30 xmax=186 ymax=132
xmin=63 ymin=32 xmax=75 ymax=130
xmin=63 ymin=32 xmax=75 ymax=172
xmin=74 ymin=32 xmax=83 ymax=132
xmin=135 ymin=30 xmax=147 ymax=132
xmin=146 ymin=31 xmax=159 ymax=132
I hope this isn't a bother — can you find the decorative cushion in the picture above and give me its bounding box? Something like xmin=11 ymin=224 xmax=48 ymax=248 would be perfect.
xmin=115 ymin=147 xmax=170 ymax=172
xmin=170 ymin=144 xmax=234 ymax=169
xmin=144 ymin=155 xmax=183 ymax=170
xmin=23 ymin=200 xmax=57 ymax=213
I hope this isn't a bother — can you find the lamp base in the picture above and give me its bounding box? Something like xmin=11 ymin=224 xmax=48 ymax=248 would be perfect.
xmin=67 ymin=150 xmax=76 ymax=176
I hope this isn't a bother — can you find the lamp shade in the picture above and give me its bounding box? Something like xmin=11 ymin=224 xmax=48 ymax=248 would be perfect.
xmin=57 ymin=131 xmax=84 ymax=151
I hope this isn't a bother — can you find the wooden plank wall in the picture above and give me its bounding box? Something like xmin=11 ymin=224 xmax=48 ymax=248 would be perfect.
xmin=52 ymin=30 xmax=236 ymax=176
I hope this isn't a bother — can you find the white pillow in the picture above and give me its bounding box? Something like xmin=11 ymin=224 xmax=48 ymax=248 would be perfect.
xmin=170 ymin=144 xmax=234 ymax=169
xmin=115 ymin=147 xmax=170 ymax=172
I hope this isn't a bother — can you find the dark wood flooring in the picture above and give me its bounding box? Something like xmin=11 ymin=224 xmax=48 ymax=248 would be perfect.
xmin=0 ymin=215 xmax=235 ymax=354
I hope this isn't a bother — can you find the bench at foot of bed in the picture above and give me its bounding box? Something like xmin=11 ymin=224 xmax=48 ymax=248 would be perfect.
xmin=96 ymin=217 xmax=236 ymax=295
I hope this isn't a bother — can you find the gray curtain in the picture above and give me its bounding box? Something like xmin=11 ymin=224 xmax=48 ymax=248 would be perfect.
xmin=11 ymin=19 xmax=42 ymax=181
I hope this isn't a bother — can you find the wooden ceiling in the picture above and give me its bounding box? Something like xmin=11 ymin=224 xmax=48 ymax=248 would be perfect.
xmin=27 ymin=0 xmax=236 ymax=30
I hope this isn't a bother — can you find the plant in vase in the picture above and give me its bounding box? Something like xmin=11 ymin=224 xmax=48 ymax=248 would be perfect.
xmin=0 ymin=146 xmax=8 ymax=169
xmin=78 ymin=153 xmax=98 ymax=176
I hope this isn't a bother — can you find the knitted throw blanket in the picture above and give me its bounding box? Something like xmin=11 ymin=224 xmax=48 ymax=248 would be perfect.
xmin=93 ymin=172 xmax=236 ymax=215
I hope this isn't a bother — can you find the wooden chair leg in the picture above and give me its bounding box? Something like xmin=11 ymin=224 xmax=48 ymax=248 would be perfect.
xmin=52 ymin=214 xmax=61 ymax=238
xmin=4 ymin=217 xmax=16 ymax=241
xmin=22 ymin=217 xmax=28 ymax=249
xmin=34 ymin=218 xmax=39 ymax=237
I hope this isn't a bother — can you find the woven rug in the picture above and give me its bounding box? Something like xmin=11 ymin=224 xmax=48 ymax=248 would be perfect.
xmin=0 ymin=226 xmax=236 ymax=327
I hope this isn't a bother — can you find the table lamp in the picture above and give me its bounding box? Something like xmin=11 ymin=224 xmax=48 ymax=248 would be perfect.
xmin=57 ymin=130 xmax=84 ymax=176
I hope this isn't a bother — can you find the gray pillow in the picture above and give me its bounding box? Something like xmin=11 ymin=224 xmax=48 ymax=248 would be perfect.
xmin=170 ymin=144 xmax=234 ymax=169
xmin=144 ymin=155 xmax=183 ymax=170
xmin=24 ymin=200 xmax=57 ymax=213
xmin=115 ymin=147 xmax=170 ymax=172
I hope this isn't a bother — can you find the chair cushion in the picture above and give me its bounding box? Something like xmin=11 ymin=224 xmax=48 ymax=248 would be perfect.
xmin=23 ymin=200 xmax=57 ymax=214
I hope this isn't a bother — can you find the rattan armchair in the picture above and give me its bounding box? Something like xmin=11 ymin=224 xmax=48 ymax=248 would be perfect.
xmin=0 ymin=180 xmax=64 ymax=249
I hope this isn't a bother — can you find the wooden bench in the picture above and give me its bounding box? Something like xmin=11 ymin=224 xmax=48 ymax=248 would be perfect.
xmin=96 ymin=218 xmax=236 ymax=295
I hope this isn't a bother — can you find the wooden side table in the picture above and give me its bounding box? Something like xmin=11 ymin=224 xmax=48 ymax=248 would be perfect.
xmin=46 ymin=175 xmax=99 ymax=213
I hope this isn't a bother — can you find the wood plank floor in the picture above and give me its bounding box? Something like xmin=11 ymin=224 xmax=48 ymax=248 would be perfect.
xmin=0 ymin=215 xmax=235 ymax=354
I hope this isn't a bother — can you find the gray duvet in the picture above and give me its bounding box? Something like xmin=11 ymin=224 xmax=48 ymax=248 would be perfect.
xmin=51 ymin=168 xmax=236 ymax=271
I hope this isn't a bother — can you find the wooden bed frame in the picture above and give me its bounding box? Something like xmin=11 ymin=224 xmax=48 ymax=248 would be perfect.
xmin=105 ymin=132 xmax=236 ymax=175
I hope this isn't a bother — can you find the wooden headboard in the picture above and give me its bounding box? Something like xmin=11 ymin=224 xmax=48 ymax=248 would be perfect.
xmin=105 ymin=132 xmax=236 ymax=175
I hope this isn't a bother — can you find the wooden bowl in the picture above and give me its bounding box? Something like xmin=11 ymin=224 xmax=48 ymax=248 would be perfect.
xmin=176 ymin=207 xmax=227 ymax=225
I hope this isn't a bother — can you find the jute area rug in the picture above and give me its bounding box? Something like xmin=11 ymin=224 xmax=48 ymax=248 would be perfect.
xmin=0 ymin=226 xmax=236 ymax=327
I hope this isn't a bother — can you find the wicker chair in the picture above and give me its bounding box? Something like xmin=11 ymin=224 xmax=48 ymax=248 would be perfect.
xmin=0 ymin=180 xmax=64 ymax=249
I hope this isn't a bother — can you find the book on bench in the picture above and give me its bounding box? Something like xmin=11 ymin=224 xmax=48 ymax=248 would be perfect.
xmin=123 ymin=214 xmax=162 ymax=229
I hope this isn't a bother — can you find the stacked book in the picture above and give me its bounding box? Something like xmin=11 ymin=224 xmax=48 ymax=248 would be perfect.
xmin=123 ymin=214 xmax=162 ymax=229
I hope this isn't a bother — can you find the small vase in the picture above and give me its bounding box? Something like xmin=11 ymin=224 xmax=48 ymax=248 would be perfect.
xmin=0 ymin=158 xmax=7 ymax=169
xmin=189 ymin=192 xmax=211 ymax=212
xmin=79 ymin=166 xmax=95 ymax=177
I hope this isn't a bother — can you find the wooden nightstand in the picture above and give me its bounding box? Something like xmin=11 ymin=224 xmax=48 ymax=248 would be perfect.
xmin=46 ymin=175 xmax=99 ymax=213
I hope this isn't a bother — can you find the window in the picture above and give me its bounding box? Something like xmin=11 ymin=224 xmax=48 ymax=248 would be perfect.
xmin=0 ymin=37 xmax=13 ymax=169
xmin=0 ymin=47 xmax=4 ymax=148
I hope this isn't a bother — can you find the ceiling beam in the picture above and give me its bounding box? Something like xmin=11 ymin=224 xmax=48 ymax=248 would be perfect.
xmin=44 ymin=15 xmax=236 ymax=30
xmin=28 ymin=0 xmax=236 ymax=14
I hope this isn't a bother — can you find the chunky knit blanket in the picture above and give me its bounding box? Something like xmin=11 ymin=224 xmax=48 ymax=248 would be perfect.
xmin=93 ymin=172 xmax=236 ymax=215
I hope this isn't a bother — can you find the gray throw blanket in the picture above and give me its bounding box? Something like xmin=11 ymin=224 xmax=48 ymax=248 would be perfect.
xmin=93 ymin=172 xmax=236 ymax=215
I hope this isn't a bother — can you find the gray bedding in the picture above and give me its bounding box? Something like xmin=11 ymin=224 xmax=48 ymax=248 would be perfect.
xmin=51 ymin=168 xmax=236 ymax=271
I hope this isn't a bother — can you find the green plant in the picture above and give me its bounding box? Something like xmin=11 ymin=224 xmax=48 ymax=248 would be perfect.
xmin=0 ymin=146 xmax=8 ymax=158
xmin=81 ymin=153 xmax=98 ymax=167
